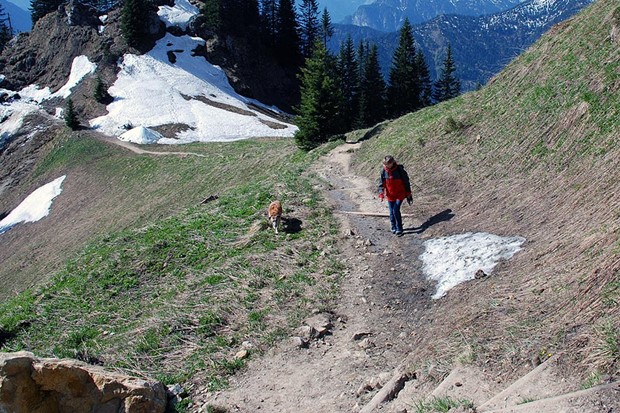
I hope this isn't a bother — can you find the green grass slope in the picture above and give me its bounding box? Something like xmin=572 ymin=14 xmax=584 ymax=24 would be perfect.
xmin=0 ymin=134 xmax=345 ymax=393
xmin=350 ymin=0 xmax=619 ymax=380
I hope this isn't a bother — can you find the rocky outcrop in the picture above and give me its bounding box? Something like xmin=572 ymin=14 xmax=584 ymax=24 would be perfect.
xmin=195 ymin=34 xmax=300 ymax=113
xmin=0 ymin=6 xmax=104 ymax=91
xmin=0 ymin=351 xmax=167 ymax=413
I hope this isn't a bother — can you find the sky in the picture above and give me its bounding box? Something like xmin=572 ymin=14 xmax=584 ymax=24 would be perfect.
xmin=4 ymin=0 xmax=28 ymax=10
xmin=0 ymin=0 xmax=526 ymax=297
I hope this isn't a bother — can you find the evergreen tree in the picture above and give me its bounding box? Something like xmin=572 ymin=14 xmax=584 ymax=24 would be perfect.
xmin=295 ymin=41 xmax=344 ymax=150
xmin=298 ymin=0 xmax=319 ymax=58
xmin=200 ymin=0 xmax=222 ymax=32
xmin=0 ymin=5 xmax=12 ymax=53
xmin=30 ymin=0 xmax=64 ymax=25
xmin=359 ymin=44 xmax=386 ymax=128
xmin=275 ymin=0 xmax=301 ymax=67
xmin=416 ymin=52 xmax=432 ymax=108
xmin=337 ymin=35 xmax=358 ymax=131
xmin=64 ymin=98 xmax=79 ymax=130
xmin=219 ymin=0 xmax=259 ymax=36
xmin=320 ymin=7 xmax=333 ymax=48
xmin=242 ymin=0 xmax=260 ymax=31
xmin=93 ymin=76 xmax=109 ymax=103
xmin=260 ymin=0 xmax=278 ymax=47
xmin=387 ymin=18 xmax=419 ymax=117
xmin=433 ymin=44 xmax=461 ymax=103
xmin=354 ymin=40 xmax=367 ymax=128
xmin=121 ymin=0 xmax=150 ymax=47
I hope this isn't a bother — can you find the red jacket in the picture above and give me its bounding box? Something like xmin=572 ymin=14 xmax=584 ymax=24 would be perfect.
xmin=378 ymin=163 xmax=412 ymax=202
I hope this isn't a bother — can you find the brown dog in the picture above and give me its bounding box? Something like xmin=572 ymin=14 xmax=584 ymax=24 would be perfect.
xmin=268 ymin=200 xmax=283 ymax=234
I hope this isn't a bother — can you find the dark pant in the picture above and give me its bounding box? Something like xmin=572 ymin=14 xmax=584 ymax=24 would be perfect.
xmin=388 ymin=199 xmax=403 ymax=233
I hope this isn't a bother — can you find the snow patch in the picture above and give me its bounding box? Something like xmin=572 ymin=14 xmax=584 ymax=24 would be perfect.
xmin=52 ymin=56 xmax=97 ymax=99
xmin=89 ymin=33 xmax=297 ymax=143
xmin=421 ymin=232 xmax=525 ymax=299
xmin=158 ymin=0 xmax=199 ymax=29
xmin=119 ymin=126 xmax=164 ymax=144
xmin=0 ymin=176 xmax=67 ymax=235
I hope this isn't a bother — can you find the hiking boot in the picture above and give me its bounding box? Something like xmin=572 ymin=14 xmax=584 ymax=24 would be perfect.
xmin=396 ymin=231 xmax=403 ymax=236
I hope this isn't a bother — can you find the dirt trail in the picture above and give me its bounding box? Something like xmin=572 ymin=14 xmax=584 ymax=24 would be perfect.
xmin=203 ymin=142 xmax=441 ymax=412
xmin=98 ymin=135 xmax=206 ymax=157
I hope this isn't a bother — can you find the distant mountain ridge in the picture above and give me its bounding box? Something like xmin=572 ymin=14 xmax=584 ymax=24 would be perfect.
xmin=330 ymin=0 xmax=594 ymax=90
xmin=343 ymin=0 xmax=525 ymax=31
xmin=1 ymin=0 xmax=31 ymax=33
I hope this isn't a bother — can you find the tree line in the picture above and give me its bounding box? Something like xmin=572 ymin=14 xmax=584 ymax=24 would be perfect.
xmin=200 ymin=0 xmax=461 ymax=149
xmin=295 ymin=16 xmax=461 ymax=149
xmin=23 ymin=0 xmax=462 ymax=144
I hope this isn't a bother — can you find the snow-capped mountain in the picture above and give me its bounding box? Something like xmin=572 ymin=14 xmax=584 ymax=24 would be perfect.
xmin=316 ymin=0 xmax=373 ymax=22
xmin=331 ymin=0 xmax=593 ymax=89
xmin=343 ymin=0 xmax=525 ymax=31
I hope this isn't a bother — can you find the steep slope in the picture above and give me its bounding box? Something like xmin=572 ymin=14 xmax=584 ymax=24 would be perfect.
xmin=350 ymin=0 xmax=619 ymax=381
xmin=331 ymin=0 xmax=594 ymax=90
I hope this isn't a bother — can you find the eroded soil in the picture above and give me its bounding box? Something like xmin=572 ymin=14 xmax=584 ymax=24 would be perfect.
xmin=200 ymin=142 xmax=453 ymax=412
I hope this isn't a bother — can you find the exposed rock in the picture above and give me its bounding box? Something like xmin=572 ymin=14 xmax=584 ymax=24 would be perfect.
xmin=193 ymin=34 xmax=299 ymax=112
xmin=358 ymin=338 xmax=375 ymax=350
xmin=290 ymin=336 xmax=309 ymax=349
xmin=352 ymin=331 xmax=372 ymax=341
xmin=297 ymin=325 xmax=317 ymax=341
xmin=65 ymin=0 xmax=102 ymax=27
xmin=475 ymin=269 xmax=488 ymax=279
xmin=304 ymin=313 xmax=333 ymax=338
xmin=0 ymin=351 xmax=167 ymax=413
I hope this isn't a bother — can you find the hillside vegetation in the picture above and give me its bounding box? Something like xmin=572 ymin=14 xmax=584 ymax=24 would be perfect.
xmin=0 ymin=134 xmax=345 ymax=392
xmin=0 ymin=0 xmax=618 ymax=409
xmin=349 ymin=0 xmax=619 ymax=379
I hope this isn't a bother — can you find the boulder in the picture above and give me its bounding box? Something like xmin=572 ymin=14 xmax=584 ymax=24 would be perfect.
xmin=0 ymin=351 xmax=167 ymax=413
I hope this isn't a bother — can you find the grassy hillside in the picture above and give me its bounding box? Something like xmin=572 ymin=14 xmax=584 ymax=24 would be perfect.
xmin=0 ymin=133 xmax=345 ymax=393
xmin=0 ymin=0 xmax=617 ymax=406
xmin=0 ymin=134 xmax=317 ymax=296
xmin=349 ymin=0 xmax=619 ymax=378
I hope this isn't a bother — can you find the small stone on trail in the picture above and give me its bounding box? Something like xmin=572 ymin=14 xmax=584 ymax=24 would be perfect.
xmin=305 ymin=314 xmax=333 ymax=337
xmin=234 ymin=350 xmax=249 ymax=360
xmin=475 ymin=269 xmax=487 ymax=279
xmin=291 ymin=336 xmax=309 ymax=349
xmin=352 ymin=331 xmax=372 ymax=341
xmin=297 ymin=325 xmax=317 ymax=340
xmin=358 ymin=338 xmax=375 ymax=349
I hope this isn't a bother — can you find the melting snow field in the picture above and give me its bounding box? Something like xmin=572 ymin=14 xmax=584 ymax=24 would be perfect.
xmin=420 ymin=232 xmax=526 ymax=299
xmin=0 ymin=176 xmax=66 ymax=235
xmin=2 ymin=0 xmax=296 ymax=146
xmin=89 ymin=33 xmax=297 ymax=143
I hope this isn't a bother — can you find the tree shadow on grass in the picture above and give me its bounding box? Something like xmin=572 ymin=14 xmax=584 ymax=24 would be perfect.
xmin=405 ymin=209 xmax=455 ymax=234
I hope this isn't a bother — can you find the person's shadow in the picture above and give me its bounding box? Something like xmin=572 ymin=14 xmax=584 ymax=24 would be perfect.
xmin=406 ymin=209 xmax=455 ymax=234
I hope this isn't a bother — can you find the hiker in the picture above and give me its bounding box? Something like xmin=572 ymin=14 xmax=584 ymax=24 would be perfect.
xmin=377 ymin=155 xmax=412 ymax=236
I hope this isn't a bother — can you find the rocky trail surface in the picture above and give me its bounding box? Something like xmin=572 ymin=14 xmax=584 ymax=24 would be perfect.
xmin=195 ymin=142 xmax=620 ymax=413
xmin=199 ymin=142 xmax=442 ymax=412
